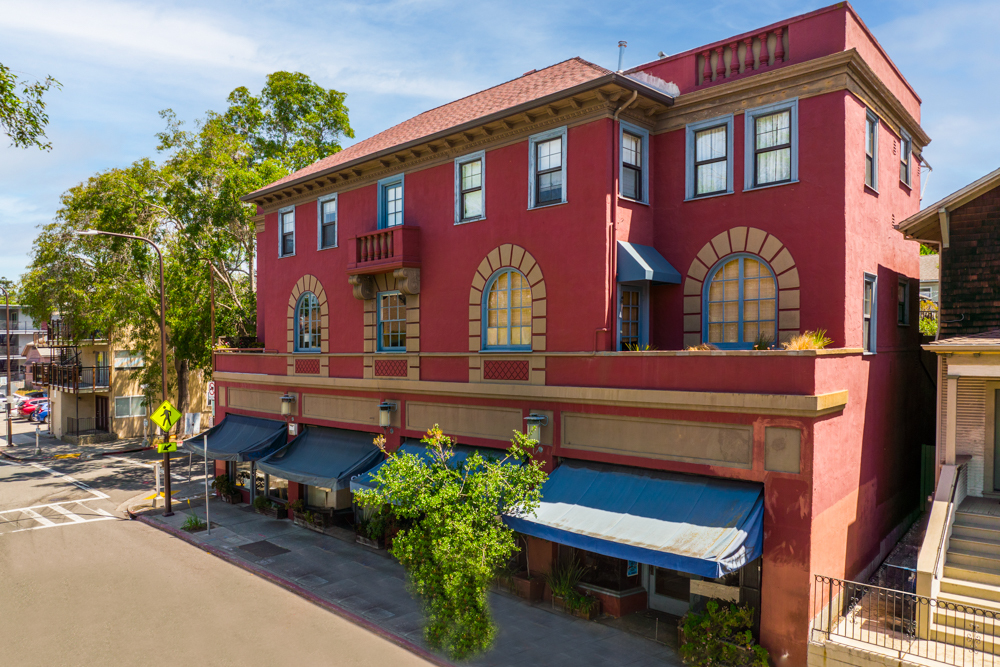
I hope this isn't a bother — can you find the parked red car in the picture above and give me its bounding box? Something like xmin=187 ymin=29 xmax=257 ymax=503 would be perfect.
xmin=18 ymin=399 xmax=46 ymax=419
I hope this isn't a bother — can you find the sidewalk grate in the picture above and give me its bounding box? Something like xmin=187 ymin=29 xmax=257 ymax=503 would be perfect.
xmin=239 ymin=540 xmax=290 ymax=559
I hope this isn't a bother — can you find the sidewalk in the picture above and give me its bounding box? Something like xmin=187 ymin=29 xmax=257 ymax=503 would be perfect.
xmin=137 ymin=494 xmax=682 ymax=667
xmin=0 ymin=420 xmax=152 ymax=462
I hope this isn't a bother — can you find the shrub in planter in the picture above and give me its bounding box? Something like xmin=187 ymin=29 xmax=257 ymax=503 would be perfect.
xmin=211 ymin=474 xmax=240 ymax=503
xmin=355 ymin=506 xmax=390 ymax=548
xmin=545 ymin=558 xmax=587 ymax=607
xmin=680 ymin=601 xmax=768 ymax=667
xmin=253 ymin=495 xmax=273 ymax=514
xmin=512 ymin=572 xmax=545 ymax=601
xmin=563 ymin=590 xmax=600 ymax=620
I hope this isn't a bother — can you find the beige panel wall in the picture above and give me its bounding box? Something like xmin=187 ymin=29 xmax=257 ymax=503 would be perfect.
xmin=301 ymin=393 xmax=381 ymax=427
xmin=406 ymin=401 xmax=523 ymax=443
xmin=957 ymin=376 xmax=987 ymax=497
xmin=228 ymin=387 xmax=284 ymax=415
xmin=561 ymin=412 xmax=753 ymax=469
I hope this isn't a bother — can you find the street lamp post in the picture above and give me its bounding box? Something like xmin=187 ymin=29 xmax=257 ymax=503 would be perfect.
xmin=75 ymin=230 xmax=173 ymax=516
xmin=0 ymin=285 xmax=11 ymax=448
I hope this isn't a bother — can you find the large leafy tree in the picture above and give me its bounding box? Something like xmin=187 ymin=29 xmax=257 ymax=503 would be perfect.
xmin=1 ymin=62 xmax=59 ymax=150
xmin=20 ymin=72 xmax=353 ymax=411
xmin=354 ymin=427 xmax=548 ymax=659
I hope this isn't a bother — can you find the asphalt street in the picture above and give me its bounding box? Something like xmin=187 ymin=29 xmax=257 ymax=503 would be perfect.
xmin=0 ymin=418 xmax=431 ymax=667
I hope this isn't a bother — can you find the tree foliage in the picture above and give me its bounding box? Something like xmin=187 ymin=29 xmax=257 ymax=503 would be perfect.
xmin=19 ymin=72 xmax=353 ymax=410
xmin=681 ymin=601 xmax=769 ymax=667
xmin=354 ymin=426 xmax=548 ymax=659
xmin=0 ymin=62 xmax=60 ymax=150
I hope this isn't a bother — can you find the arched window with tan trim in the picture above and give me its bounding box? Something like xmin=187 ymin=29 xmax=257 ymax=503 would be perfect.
xmin=703 ymin=254 xmax=777 ymax=349
xmin=295 ymin=292 xmax=321 ymax=352
xmin=483 ymin=268 xmax=532 ymax=351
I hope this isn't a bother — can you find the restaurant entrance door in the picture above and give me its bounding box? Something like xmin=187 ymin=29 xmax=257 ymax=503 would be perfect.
xmin=645 ymin=565 xmax=691 ymax=616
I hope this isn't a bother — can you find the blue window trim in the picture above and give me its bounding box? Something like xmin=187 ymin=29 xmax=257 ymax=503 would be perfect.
xmin=294 ymin=292 xmax=320 ymax=353
xmin=278 ymin=205 xmax=295 ymax=257
xmin=743 ymin=98 xmax=799 ymax=192
xmin=865 ymin=109 xmax=879 ymax=192
xmin=899 ymin=129 xmax=913 ymax=187
xmin=376 ymin=290 xmax=407 ymax=353
xmin=454 ymin=150 xmax=486 ymax=224
xmin=481 ymin=268 xmax=532 ymax=352
xmin=685 ymin=114 xmax=734 ymax=201
xmin=317 ymin=193 xmax=337 ymax=250
xmin=527 ymin=126 xmax=567 ymax=209
xmin=897 ymin=277 xmax=910 ymax=326
xmin=616 ymin=282 xmax=648 ymax=350
xmin=701 ymin=253 xmax=779 ymax=350
xmin=863 ymin=272 xmax=878 ymax=354
xmin=377 ymin=174 xmax=404 ymax=229
xmin=619 ymin=121 xmax=650 ymax=204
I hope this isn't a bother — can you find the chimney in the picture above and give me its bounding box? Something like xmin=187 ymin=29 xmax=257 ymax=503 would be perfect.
xmin=617 ymin=41 xmax=627 ymax=72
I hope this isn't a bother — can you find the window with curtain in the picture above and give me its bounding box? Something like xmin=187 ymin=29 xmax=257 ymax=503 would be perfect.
xmin=113 ymin=350 xmax=144 ymax=369
xmin=378 ymin=291 xmax=406 ymax=352
xmin=705 ymin=255 xmax=777 ymax=348
xmin=484 ymin=268 xmax=532 ymax=350
xmin=753 ymin=110 xmax=792 ymax=186
xmin=458 ymin=156 xmax=484 ymax=221
xmin=695 ymin=125 xmax=728 ymax=196
xmin=865 ymin=112 xmax=878 ymax=189
xmin=621 ymin=132 xmax=643 ymax=201
xmin=295 ymin=291 xmax=320 ymax=352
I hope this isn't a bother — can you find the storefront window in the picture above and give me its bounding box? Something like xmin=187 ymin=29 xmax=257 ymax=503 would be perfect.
xmin=306 ymin=485 xmax=336 ymax=508
xmin=267 ymin=475 xmax=289 ymax=502
xmin=234 ymin=461 xmax=252 ymax=490
xmin=559 ymin=545 xmax=641 ymax=592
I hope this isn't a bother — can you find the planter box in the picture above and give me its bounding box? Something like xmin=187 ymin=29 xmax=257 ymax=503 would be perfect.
xmin=356 ymin=535 xmax=384 ymax=549
xmin=293 ymin=513 xmax=329 ymax=533
xmin=570 ymin=601 xmax=601 ymax=620
xmin=223 ymin=494 xmax=241 ymax=505
xmin=256 ymin=506 xmax=286 ymax=519
xmin=512 ymin=573 xmax=545 ymax=601
xmin=552 ymin=595 xmax=566 ymax=611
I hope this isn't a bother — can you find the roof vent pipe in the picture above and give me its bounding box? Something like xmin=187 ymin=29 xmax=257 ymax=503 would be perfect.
xmin=617 ymin=41 xmax=627 ymax=72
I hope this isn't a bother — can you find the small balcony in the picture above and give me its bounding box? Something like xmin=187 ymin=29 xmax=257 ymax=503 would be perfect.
xmin=50 ymin=365 xmax=110 ymax=393
xmin=346 ymin=226 xmax=420 ymax=276
xmin=29 ymin=362 xmax=51 ymax=386
xmin=35 ymin=320 xmax=106 ymax=348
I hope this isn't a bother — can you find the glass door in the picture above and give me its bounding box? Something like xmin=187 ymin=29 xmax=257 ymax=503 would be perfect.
xmin=645 ymin=565 xmax=691 ymax=616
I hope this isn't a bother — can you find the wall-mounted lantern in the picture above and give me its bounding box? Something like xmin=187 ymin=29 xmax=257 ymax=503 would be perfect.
xmin=379 ymin=401 xmax=397 ymax=428
xmin=524 ymin=413 xmax=548 ymax=441
xmin=280 ymin=393 xmax=296 ymax=416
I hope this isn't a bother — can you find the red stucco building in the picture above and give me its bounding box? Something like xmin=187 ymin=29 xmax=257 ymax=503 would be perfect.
xmin=208 ymin=4 xmax=934 ymax=662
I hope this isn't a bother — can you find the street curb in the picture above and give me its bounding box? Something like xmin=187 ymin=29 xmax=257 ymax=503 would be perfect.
xmin=0 ymin=444 xmax=153 ymax=463
xmin=136 ymin=514 xmax=451 ymax=667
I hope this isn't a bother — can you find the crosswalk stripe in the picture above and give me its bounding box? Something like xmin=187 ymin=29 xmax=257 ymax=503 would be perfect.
xmin=50 ymin=505 xmax=87 ymax=523
xmin=94 ymin=508 xmax=114 ymax=517
xmin=21 ymin=508 xmax=56 ymax=527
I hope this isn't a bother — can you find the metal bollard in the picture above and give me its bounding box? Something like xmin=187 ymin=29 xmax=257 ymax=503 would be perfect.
xmin=34 ymin=425 xmax=41 ymax=457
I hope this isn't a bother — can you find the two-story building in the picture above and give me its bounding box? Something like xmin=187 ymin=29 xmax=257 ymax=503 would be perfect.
xmin=208 ymin=4 xmax=933 ymax=661
xmin=0 ymin=303 xmax=43 ymax=389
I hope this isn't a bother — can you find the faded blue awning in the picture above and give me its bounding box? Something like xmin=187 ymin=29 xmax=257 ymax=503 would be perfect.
xmin=350 ymin=441 xmax=514 ymax=493
xmin=617 ymin=241 xmax=682 ymax=284
xmin=504 ymin=461 xmax=763 ymax=578
xmin=180 ymin=413 xmax=287 ymax=462
xmin=257 ymin=426 xmax=383 ymax=491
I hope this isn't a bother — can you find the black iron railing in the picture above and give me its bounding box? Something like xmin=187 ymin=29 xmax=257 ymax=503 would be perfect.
xmin=65 ymin=417 xmax=109 ymax=437
xmin=813 ymin=575 xmax=1000 ymax=665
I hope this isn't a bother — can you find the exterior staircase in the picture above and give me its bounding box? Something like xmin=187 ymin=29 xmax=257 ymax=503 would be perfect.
xmin=936 ymin=503 xmax=1000 ymax=653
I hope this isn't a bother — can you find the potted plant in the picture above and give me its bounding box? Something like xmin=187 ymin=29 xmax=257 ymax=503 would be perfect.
xmin=253 ymin=495 xmax=285 ymax=519
xmin=563 ymin=590 xmax=601 ymax=620
xmin=211 ymin=474 xmax=241 ymax=504
xmin=355 ymin=507 xmax=389 ymax=549
xmin=545 ymin=558 xmax=588 ymax=611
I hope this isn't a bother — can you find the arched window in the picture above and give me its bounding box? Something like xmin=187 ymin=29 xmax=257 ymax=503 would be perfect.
xmin=704 ymin=255 xmax=776 ymax=348
xmin=483 ymin=268 xmax=532 ymax=350
xmin=295 ymin=292 xmax=320 ymax=352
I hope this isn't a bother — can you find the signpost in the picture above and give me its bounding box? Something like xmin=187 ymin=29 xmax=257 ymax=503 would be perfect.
xmin=204 ymin=434 xmax=210 ymax=535
xmin=151 ymin=400 xmax=181 ymax=454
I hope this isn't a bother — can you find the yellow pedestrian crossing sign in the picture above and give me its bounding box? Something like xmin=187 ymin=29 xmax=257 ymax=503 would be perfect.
xmin=151 ymin=399 xmax=182 ymax=432
xmin=157 ymin=440 xmax=178 ymax=454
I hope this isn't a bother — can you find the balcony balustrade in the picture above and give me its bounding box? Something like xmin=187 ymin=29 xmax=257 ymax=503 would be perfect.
xmin=49 ymin=365 xmax=110 ymax=393
xmin=346 ymin=226 xmax=421 ymax=275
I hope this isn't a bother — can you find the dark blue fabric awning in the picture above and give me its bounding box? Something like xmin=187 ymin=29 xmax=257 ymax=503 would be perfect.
xmin=350 ymin=442 xmax=513 ymax=493
xmin=504 ymin=461 xmax=763 ymax=578
xmin=180 ymin=413 xmax=287 ymax=462
xmin=617 ymin=241 xmax=682 ymax=284
xmin=257 ymin=426 xmax=383 ymax=491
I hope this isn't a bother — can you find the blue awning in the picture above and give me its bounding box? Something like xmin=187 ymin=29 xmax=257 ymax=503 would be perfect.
xmin=350 ymin=441 xmax=514 ymax=493
xmin=257 ymin=426 xmax=383 ymax=491
xmin=180 ymin=413 xmax=287 ymax=462
xmin=504 ymin=461 xmax=763 ymax=578
xmin=617 ymin=241 xmax=682 ymax=284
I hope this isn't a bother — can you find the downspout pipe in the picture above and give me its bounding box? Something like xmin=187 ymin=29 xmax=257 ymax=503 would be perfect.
xmin=613 ymin=90 xmax=638 ymax=122
xmin=608 ymin=89 xmax=639 ymax=351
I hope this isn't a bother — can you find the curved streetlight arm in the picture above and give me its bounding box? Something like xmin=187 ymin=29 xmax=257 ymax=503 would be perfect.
xmin=0 ymin=285 xmax=10 ymax=448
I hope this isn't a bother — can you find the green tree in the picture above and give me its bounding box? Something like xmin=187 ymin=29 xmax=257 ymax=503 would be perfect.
xmin=354 ymin=426 xmax=548 ymax=659
xmin=681 ymin=601 xmax=769 ymax=667
xmin=19 ymin=72 xmax=352 ymax=411
xmin=0 ymin=278 xmax=19 ymax=302
xmin=0 ymin=62 xmax=60 ymax=149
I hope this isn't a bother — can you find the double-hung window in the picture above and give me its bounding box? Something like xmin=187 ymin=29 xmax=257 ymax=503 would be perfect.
xmin=900 ymin=131 xmax=912 ymax=186
xmin=897 ymin=278 xmax=909 ymax=325
xmin=529 ymin=127 xmax=567 ymax=208
xmin=619 ymin=122 xmax=649 ymax=203
xmin=317 ymin=194 xmax=337 ymax=249
xmin=744 ymin=99 xmax=798 ymax=190
xmin=455 ymin=151 xmax=485 ymax=223
xmin=377 ymin=291 xmax=406 ymax=352
xmin=685 ymin=115 xmax=733 ymax=200
xmin=378 ymin=176 xmax=404 ymax=228
xmin=279 ymin=207 xmax=295 ymax=257
xmin=863 ymin=273 xmax=877 ymax=354
xmin=114 ymin=395 xmax=146 ymax=418
xmin=865 ymin=111 xmax=878 ymax=190
xmin=113 ymin=350 xmax=144 ymax=369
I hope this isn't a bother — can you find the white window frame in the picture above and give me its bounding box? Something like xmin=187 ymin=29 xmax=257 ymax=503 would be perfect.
xmin=317 ymin=194 xmax=337 ymax=250
xmin=685 ymin=114 xmax=735 ymax=201
xmin=528 ymin=126 xmax=567 ymax=209
xmin=744 ymin=98 xmax=799 ymax=192
xmin=900 ymin=129 xmax=913 ymax=187
xmin=454 ymin=150 xmax=486 ymax=224
xmin=377 ymin=175 xmax=405 ymax=229
xmin=863 ymin=273 xmax=877 ymax=354
xmin=619 ymin=121 xmax=650 ymax=204
xmin=278 ymin=206 xmax=295 ymax=257
xmin=113 ymin=350 xmax=144 ymax=369
xmin=865 ymin=110 xmax=879 ymax=191
xmin=616 ymin=282 xmax=649 ymax=350
xmin=115 ymin=395 xmax=147 ymax=418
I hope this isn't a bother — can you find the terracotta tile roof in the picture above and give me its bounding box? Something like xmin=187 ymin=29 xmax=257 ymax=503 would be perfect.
xmin=254 ymin=57 xmax=612 ymax=195
xmin=926 ymin=329 xmax=1000 ymax=347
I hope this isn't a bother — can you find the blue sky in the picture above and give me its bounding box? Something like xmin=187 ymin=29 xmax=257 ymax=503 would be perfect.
xmin=1 ymin=0 xmax=997 ymax=281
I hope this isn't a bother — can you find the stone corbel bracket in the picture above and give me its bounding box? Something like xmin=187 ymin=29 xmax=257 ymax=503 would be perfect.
xmin=349 ymin=268 xmax=420 ymax=300
xmin=393 ymin=267 xmax=420 ymax=295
